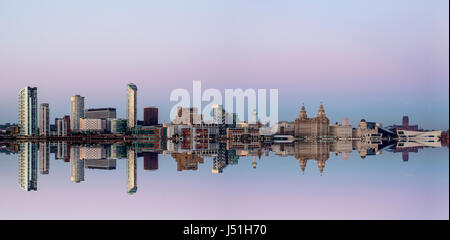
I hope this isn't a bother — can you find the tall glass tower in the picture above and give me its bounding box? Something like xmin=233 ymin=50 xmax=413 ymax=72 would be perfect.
xmin=70 ymin=95 xmax=85 ymax=132
xmin=39 ymin=103 xmax=50 ymax=136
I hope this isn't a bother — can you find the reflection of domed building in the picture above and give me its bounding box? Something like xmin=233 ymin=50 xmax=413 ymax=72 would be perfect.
xmin=294 ymin=104 xmax=330 ymax=138
xmin=294 ymin=142 xmax=330 ymax=174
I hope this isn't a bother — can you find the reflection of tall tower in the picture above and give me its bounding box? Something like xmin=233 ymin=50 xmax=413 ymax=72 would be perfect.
xmin=127 ymin=147 xmax=137 ymax=194
xmin=127 ymin=83 xmax=138 ymax=129
xmin=70 ymin=145 xmax=84 ymax=183
xmin=18 ymin=142 xmax=38 ymax=191
xmin=70 ymin=95 xmax=84 ymax=132
xmin=39 ymin=103 xmax=50 ymax=136
xmin=18 ymin=86 xmax=38 ymax=136
xmin=39 ymin=142 xmax=50 ymax=174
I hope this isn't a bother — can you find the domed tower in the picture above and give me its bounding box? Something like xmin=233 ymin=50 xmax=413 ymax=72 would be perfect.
xmin=358 ymin=117 xmax=367 ymax=129
xmin=298 ymin=105 xmax=308 ymax=120
xmin=299 ymin=158 xmax=307 ymax=174
xmin=317 ymin=103 xmax=326 ymax=119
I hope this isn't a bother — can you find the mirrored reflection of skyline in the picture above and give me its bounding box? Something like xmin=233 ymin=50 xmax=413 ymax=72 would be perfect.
xmin=3 ymin=138 xmax=447 ymax=194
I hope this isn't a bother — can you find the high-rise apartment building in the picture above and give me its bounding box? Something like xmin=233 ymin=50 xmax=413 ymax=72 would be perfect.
xmin=127 ymin=83 xmax=137 ymax=129
xmin=39 ymin=103 xmax=50 ymax=136
xmin=70 ymin=95 xmax=85 ymax=132
xmin=18 ymin=86 xmax=38 ymax=136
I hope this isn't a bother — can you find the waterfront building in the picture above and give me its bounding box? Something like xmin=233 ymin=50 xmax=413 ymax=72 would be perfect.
xmin=18 ymin=142 xmax=38 ymax=191
xmin=49 ymin=124 xmax=57 ymax=136
xmin=55 ymin=118 xmax=66 ymax=136
xmin=294 ymin=104 xmax=330 ymax=139
xmin=79 ymin=118 xmax=107 ymax=133
xmin=70 ymin=95 xmax=85 ymax=132
xmin=329 ymin=119 xmax=352 ymax=139
xmin=275 ymin=121 xmax=295 ymax=136
xmin=18 ymin=86 xmax=38 ymax=136
xmin=126 ymin=83 xmax=138 ymax=129
xmin=143 ymin=106 xmax=158 ymax=126
xmin=111 ymin=119 xmax=127 ymax=134
xmin=352 ymin=118 xmax=382 ymax=141
xmin=55 ymin=116 xmax=70 ymax=136
xmin=39 ymin=103 xmax=50 ymax=136
xmin=80 ymin=146 xmax=107 ymax=159
xmin=84 ymin=108 xmax=116 ymax=119
xmin=397 ymin=129 xmax=442 ymax=144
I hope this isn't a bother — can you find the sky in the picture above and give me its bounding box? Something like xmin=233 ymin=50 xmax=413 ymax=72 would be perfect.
xmin=0 ymin=0 xmax=448 ymax=129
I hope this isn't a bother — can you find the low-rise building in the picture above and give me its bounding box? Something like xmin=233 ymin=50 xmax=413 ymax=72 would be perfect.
xmin=79 ymin=118 xmax=107 ymax=133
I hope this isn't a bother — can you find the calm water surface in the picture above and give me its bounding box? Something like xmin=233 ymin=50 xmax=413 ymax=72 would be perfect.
xmin=0 ymin=141 xmax=448 ymax=219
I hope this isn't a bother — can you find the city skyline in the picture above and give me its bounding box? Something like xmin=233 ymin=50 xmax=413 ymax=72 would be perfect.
xmin=0 ymin=0 xmax=448 ymax=223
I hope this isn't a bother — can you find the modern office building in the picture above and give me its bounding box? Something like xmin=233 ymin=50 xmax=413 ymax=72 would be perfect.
xmin=393 ymin=116 xmax=420 ymax=131
xmin=64 ymin=115 xmax=71 ymax=134
xmin=143 ymin=106 xmax=158 ymax=126
xmin=352 ymin=118 xmax=382 ymax=141
xmin=55 ymin=116 xmax=70 ymax=136
xmin=172 ymin=107 xmax=202 ymax=125
xmin=70 ymin=95 xmax=85 ymax=132
xmin=18 ymin=86 xmax=38 ymax=136
xmin=126 ymin=83 xmax=138 ymax=129
xmin=329 ymin=119 xmax=352 ymax=139
xmin=84 ymin=108 xmax=116 ymax=119
xmin=39 ymin=103 xmax=50 ymax=136
xmin=18 ymin=142 xmax=38 ymax=191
